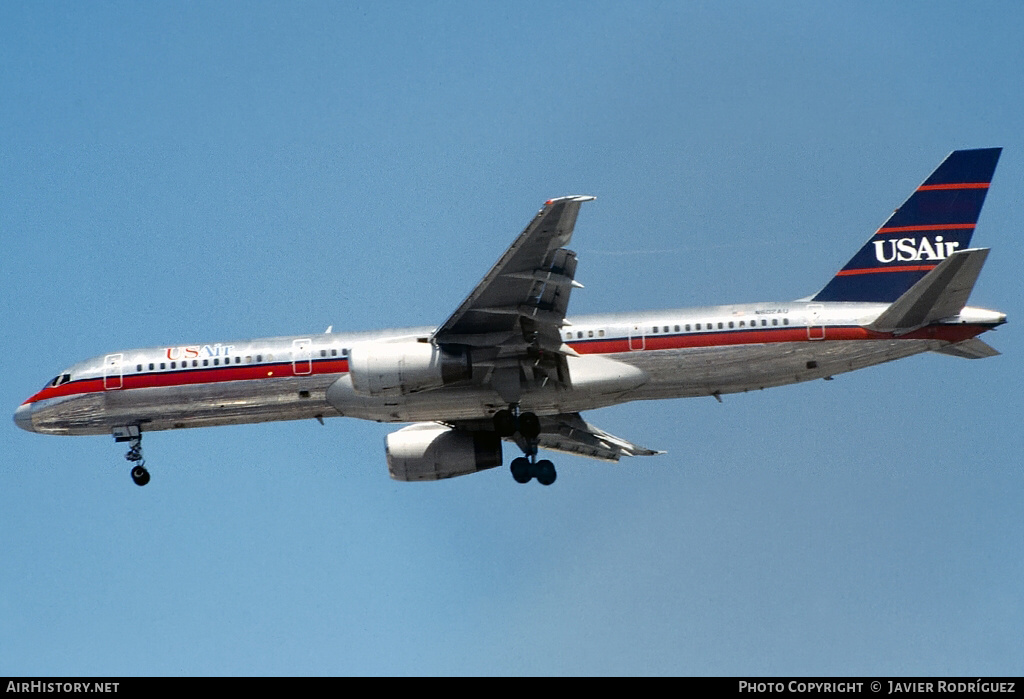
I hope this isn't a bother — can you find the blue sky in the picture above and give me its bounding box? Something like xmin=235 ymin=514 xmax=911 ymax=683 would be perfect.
xmin=3 ymin=1 xmax=1023 ymax=676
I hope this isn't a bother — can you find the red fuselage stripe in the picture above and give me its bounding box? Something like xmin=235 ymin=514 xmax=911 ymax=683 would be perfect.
xmin=25 ymin=359 xmax=350 ymax=405
xmin=567 ymin=324 xmax=984 ymax=354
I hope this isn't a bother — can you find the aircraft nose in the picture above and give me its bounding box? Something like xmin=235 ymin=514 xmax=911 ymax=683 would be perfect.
xmin=13 ymin=403 xmax=35 ymax=433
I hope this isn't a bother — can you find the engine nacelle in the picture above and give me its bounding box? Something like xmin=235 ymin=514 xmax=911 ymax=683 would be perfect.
xmin=385 ymin=424 xmax=502 ymax=482
xmin=349 ymin=341 xmax=470 ymax=397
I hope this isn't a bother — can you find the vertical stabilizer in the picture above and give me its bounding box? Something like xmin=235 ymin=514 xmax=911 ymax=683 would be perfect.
xmin=812 ymin=148 xmax=1001 ymax=303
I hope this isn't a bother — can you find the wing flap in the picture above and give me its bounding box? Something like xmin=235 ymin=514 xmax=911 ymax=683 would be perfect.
xmin=534 ymin=413 xmax=663 ymax=463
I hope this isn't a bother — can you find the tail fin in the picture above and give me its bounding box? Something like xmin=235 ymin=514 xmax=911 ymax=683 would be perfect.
xmin=812 ymin=148 xmax=1001 ymax=303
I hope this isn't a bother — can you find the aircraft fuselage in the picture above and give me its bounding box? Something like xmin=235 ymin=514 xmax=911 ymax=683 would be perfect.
xmin=16 ymin=300 xmax=1004 ymax=437
xmin=13 ymin=149 xmax=1008 ymax=485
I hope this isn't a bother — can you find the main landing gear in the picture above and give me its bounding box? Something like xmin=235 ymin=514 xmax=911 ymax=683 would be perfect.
xmin=493 ymin=407 xmax=556 ymax=486
xmin=114 ymin=426 xmax=150 ymax=486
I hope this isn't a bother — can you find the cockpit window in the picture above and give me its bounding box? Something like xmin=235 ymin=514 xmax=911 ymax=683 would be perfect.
xmin=47 ymin=373 xmax=71 ymax=389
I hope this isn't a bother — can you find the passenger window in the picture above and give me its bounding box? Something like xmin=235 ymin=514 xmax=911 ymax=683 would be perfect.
xmin=577 ymin=332 xmax=583 ymax=338
xmin=331 ymin=349 xmax=337 ymax=356
xmin=598 ymin=329 xmax=605 ymax=337
xmin=717 ymin=322 xmax=723 ymax=329
xmin=203 ymin=359 xmax=209 ymax=366
xmin=783 ymin=318 xmax=790 ymax=325
xmin=772 ymin=319 xmax=778 ymax=326
xmin=256 ymin=355 xmax=263 ymax=362
xmin=148 ymin=363 xmax=154 ymax=370
xmin=674 ymin=325 xmax=680 ymax=332
xmin=160 ymin=362 xmax=166 ymax=370
xmin=695 ymin=323 xmax=701 ymax=330
xmin=588 ymin=330 xmax=594 ymax=338
xmin=193 ymin=360 xmax=199 ymax=367
xmin=685 ymin=324 xmax=691 ymax=331
xmin=728 ymin=321 xmax=734 ymax=329
xmin=214 ymin=358 xmax=219 ymax=366
xmin=136 ymin=365 xmax=142 ymax=372
xmin=171 ymin=362 xmax=176 ymax=369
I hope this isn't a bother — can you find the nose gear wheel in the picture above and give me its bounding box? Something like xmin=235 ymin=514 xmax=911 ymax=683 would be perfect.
xmin=115 ymin=427 xmax=151 ymax=487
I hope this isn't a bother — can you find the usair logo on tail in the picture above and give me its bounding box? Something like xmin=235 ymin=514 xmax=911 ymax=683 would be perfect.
xmin=873 ymin=237 xmax=961 ymax=263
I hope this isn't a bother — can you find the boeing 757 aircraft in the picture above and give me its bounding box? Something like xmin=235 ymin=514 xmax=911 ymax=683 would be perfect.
xmin=15 ymin=149 xmax=1006 ymax=486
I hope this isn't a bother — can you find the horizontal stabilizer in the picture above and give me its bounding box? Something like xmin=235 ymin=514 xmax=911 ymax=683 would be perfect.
xmin=933 ymin=338 xmax=1000 ymax=359
xmin=868 ymin=248 xmax=989 ymax=333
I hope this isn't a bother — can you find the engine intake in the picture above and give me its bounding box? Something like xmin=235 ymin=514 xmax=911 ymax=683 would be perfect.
xmin=385 ymin=424 xmax=502 ymax=482
xmin=349 ymin=341 xmax=470 ymax=397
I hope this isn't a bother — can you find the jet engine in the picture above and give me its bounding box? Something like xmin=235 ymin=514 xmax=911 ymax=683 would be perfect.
xmin=348 ymin=341 xmax=470 ymax=397
xmin=385 ymin=423 xmax=502 ymax=482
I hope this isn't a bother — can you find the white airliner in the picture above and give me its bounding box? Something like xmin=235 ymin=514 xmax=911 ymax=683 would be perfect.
xmin=15 ymin=149 xmax=1006 ymax=486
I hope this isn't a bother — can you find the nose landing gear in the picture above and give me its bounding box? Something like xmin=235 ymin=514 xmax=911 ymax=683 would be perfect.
xmin=114 ymin=426 xmax=150 ymax=486
xmin=130 ymin=463 xmax=150 ymax=487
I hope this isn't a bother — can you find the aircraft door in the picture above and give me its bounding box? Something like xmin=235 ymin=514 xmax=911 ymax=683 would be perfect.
xmin=103 ymin=353 xmax=123 ymax=390
xmin=806 ymin=304 xmax=825 ymax=340
xmin=292 ymin=338 xmax=313 ymax=375
xmin=628 ymin=325 xmax=646 ymax=351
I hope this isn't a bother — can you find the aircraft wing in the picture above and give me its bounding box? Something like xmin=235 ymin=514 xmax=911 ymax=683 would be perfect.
xmin=432 ymin=196 xmax=595 ymax=399
xmin=533 ymin=413 xmax=663 ymax=463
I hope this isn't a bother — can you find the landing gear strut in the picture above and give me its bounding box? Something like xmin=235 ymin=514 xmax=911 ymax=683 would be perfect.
xmin=494 ymin=407 xmax=556 ymax=486
xmin=114 ymin=426 xmax=150 ymax=486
